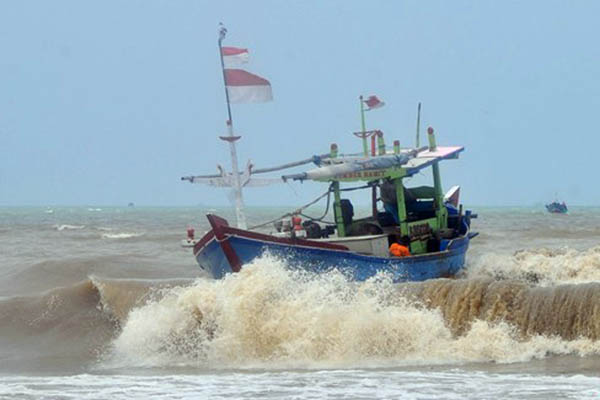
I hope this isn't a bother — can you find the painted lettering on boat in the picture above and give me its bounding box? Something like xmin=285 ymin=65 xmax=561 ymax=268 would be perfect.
xmin=335 ymin=170 xmax=386 ymax=179
xmin=410 ymin=223 xmax=431 ymax=237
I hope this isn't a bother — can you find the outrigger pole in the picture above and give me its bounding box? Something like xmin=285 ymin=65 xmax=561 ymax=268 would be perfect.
xmin=217 ymin=24 xmax=247 ymax=229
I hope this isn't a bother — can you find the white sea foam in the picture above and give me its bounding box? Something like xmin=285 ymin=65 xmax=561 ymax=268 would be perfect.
xmin=466 ymin=246 xmax=600 ymax=286
xmin=54 ymin=224 xmax=85 ymax=231
xmin=101 ymin=232 xmax=143 ymax=239
xmin=106 ymin=255 xmax=600 ymax=369
xmin=2 ymin=371 xmax=600 ymax=400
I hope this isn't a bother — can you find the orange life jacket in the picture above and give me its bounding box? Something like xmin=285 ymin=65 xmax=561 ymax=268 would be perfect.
xmin=389 ymin=243 xmax=411 ymax=257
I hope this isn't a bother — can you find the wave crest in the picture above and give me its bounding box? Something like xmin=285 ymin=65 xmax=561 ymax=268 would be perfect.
xmin=106 ymin=255 xmax=600 ymax=369
xmin=466 ymin=246 xmax=600 ymax=285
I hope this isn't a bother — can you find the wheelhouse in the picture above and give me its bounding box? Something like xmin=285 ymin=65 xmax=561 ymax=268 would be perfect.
xmin=283 ymin=127 xmax=470 ymax=256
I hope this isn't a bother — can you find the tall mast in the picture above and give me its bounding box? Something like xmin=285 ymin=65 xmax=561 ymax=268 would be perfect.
xmin=359 ymin=96 xmax=368 ymax=157
xmin=415 ymin=102 xmax=421 ymax=148
xmin=359 ymin=96 xmax=378 ymax=218
xmin=218 ymin=24 xmax=247 ymax=229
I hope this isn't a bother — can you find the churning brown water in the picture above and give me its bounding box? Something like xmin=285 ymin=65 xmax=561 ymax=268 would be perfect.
xmin=2 ymin=206 xmax=600 ymax=399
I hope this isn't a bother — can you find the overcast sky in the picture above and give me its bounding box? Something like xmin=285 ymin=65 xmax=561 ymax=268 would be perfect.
xmin=2 ymin=0 xmax=599 ymax=207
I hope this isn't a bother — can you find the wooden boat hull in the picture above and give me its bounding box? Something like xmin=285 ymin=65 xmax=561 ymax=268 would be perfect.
xmin=546 ymin=203 xmax=568 ymax=214
xmin=193 ymin=215 xmax=475 ymax=282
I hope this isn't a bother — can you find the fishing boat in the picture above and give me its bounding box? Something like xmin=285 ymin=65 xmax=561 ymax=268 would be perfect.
xmin=182 ymin=25 xmax=476 ymax=282
xmin=190 ymin=126 xmax=477 ymax=282
xmin=546 ymin=201 xmax=568 ymax=214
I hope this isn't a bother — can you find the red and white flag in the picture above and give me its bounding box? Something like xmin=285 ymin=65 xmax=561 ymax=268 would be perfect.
xmin=364 ymin=95 xmax=385 ymax=110
xmin=222 ymin=46 xmax=249 ymax=66
xmin=225 ymin=69 xmax=273 ymax=103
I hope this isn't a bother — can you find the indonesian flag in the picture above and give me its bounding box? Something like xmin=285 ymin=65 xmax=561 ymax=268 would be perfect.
xmin=222 ymin=47 xmax=249 ymax=66
xmin=364 ymin=95 xmax=385 ymax=110
xmin=225 ymin=69 xmax=273 ymax=103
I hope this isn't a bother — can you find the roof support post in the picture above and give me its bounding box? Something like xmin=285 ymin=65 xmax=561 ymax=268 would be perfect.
xmin=428 ymin=127 xmax=447 ymax=229
xmin=371 ymin=136 xmax=378 ymax=219
xmin=330 ymin=143 xmax=346 ymax=237
xmin=333 ymin=181 xmax=346 ymax=237
xmin=394 ymin=178 xmax=408 ymax=237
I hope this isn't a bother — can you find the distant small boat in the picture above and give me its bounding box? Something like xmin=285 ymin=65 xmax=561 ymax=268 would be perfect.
xmin=546 ymin=201 xmax=568 ymax=214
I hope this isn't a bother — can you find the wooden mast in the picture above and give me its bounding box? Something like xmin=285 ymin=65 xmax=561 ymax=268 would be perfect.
xmin=217 ymin=24 xmax=246 ymax=229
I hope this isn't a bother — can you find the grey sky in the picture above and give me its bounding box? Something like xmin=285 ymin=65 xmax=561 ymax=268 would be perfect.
xmin=2 ymin=1 xmax=599 ymax=206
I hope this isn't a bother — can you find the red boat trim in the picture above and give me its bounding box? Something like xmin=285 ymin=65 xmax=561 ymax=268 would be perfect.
xmin=227 ymin=228 xmax=350 ymax=250
xmin=226 ymin=228 xmax=349 ymax=251
xmin=206 ymin=214 xmax=349 ymax=251
xmin=197 ymin=215 xmax=471 ymax=264
xmin=193 ymin=230 xmax=215 ymax=256
xmin=194 ymin=215 xmax=472 ymax=274
xmin=207 ymin=214 xmax=243 ymax=272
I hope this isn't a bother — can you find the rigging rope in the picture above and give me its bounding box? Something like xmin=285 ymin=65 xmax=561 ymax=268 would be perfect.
xmin=247 ymin=183 xmax=373 ymax=230
xmin=299 ymin=189 xmax=333 ymax=223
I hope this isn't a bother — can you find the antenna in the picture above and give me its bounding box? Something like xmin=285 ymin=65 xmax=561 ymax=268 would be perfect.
xmin=415 ymin=102 xmax=421 ymax=148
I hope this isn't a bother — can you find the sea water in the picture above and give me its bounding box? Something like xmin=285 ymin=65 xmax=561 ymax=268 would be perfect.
xmin=1 ymin=206 xmax=600 ymax=399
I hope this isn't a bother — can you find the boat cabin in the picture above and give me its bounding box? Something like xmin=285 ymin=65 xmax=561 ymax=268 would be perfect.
xmin=282 ymin=127 xmax=470 ymax=257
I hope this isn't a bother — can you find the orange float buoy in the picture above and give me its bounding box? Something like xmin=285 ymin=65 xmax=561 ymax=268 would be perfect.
xmin=389 ymin=243 xmax=411 ymax=257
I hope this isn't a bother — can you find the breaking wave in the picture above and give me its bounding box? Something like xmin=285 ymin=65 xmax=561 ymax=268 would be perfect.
xmin=466 ymin=245 xmax=600 ymax=286
xmin=0 ymin=275 xmax=188 ymax=373
xmin=105 ymin=255 xmax=600 ymax=369
xmin=5 ymin=248 xmax=600 ymax=372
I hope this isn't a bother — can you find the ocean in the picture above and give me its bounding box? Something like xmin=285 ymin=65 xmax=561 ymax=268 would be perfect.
xmin=1 ymin=206 xmax=600 ymax=399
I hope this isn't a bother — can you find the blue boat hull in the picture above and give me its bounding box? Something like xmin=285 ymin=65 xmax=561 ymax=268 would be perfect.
xmin=194 ymin=216 xmax=473 ymax=282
